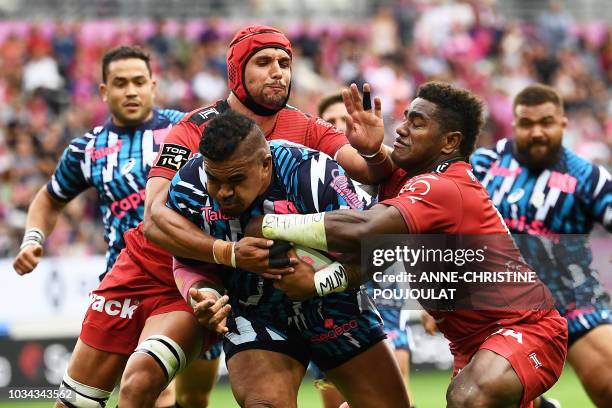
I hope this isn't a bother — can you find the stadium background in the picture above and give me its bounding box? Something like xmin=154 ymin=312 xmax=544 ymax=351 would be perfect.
xmin=0 ymin=0 xmax=609 ymax=406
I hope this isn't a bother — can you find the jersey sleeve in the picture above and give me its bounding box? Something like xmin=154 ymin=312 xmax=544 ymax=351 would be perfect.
xmin=310 ymin=117 xmax=350 ymax=158
xmin=583 ymin=164 xmax=612 ymax=232
xmin=46 ymin=137 xmax=91 ymax=202
xmin=149 ymin=120 xmax=201 ymax=180
xmin=271 ymin=142 xmax=373 ymax=213
xmin=381 ymin=174 xmax=462 ymax=233
xmin=158 ymin=108 xmax=187 ymax=124
xmin=166 ymin=155 xmax=208 ymax=228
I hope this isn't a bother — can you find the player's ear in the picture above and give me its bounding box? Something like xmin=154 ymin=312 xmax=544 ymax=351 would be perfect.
xmin=261 ymin=153 xmax=272 ymax=173
xmin=150 ymin=78 xmax=157 ymax=97
xmin=99 ymin=83 xmax=108 ymax=102
xmin=441 ymin=131 xmax=461 ymax=155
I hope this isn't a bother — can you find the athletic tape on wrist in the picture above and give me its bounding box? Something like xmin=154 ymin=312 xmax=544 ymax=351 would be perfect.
xmin=314 ymin=262 xmax=349 ymax=296
xmin=212 ymin=239 xmax=236 ymax=267
xmin=189 ymin=287 xmax=222 ymax=307
xmin=262 ymin=213 xmax=328 ymax=251
xmin=21 ymin=228 xmax=45 ymax=249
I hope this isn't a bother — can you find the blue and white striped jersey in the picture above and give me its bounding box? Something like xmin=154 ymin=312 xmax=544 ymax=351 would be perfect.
xmin=167 ymin=140 xmax=372 ymax=319
xmin=47 ymin=108 xmax=185 ymax=278
xmin=471 ymin=138 xmax=612 ymax=313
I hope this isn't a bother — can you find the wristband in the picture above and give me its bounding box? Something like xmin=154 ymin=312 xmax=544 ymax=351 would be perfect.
xmin=212 ymin=239 xmax=236 ymax=267
xmin=189 ymin=287 xmax=222 ymax=307
xmin=20 ymin=228 xmax=45 ymax=250
xmin=262 ymin=213 xmax=328 ymax=252
xmin=314 ymin=262 xmax=349 ymax=296
xmin=358 ymin=144 xmax=383 ymax=159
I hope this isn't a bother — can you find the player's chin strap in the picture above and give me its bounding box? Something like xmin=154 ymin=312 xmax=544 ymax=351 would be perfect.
xmin=58 ymin=373 xmax=112 ymax=408
xmin=134 ymin=335 xmax=187 ymax=385
xmin=262 ymin=213 xmax=328 ymax=251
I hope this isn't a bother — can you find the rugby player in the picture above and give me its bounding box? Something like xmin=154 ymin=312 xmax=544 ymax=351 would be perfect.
xmin=51 ymin=25 xmax=396 ymax=408
xmin=471 ymin=83 xmax=612 ymax=407
xmin=249 ymin=82 xmax=569 ymax=408
xmin=10 ymin=45 xmax=187 ymax=408
xmin=313 ymin=92 xmax=414 ymax=408
xmin=168 ymin=109 xmax=410 ymax=408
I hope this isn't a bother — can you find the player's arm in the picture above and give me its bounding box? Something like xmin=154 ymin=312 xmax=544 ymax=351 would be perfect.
xmin=143 ymin=175 xmax=218 ymax=261
xmin=143 ymin=122 xmax=291 ymax=274
xmin=334 ymin=83 xmax=395 ymax=185
xmin=260 ymin=204 xmax=408 ymax=253
xmin=154 ymin=158 xmax=293 ymax=275
xmin=13 ymin=140 xmax=89 ymax=275
xmin=173 ymin=256 xmax=230 ymax=334
xmin=585 ymin=165 xmax=612 ymax=233
xmin=245 ymin=205 xmax=405 ymax=299
xmin=12 ymin=186 xmax=68 ymax=275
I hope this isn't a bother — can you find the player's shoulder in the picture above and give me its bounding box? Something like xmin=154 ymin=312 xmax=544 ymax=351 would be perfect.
xmin=278 ymin=104 xmax=310 ymax=120
xmin=472 ymin=138 xmax=511 ymax=161
xmin=64 ymin=125 xmax=106 ymax=151
xmin=174 ymin=153 xmax=204 ymax=180
xmin=155 ymin=108 xmax=187 ymax=124
xmin=562 ymin=147 xmax=598 ymax=176
xmin=182 ymin=100 xmax=230 ymax=127
xmin=269 ymin=139 xmax=330 ymax=160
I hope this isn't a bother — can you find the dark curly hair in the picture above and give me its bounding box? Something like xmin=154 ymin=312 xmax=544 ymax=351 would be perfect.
xmin=101 ymin=45 xmax=151 ymax=83
xmin=416 ymin=82 xmax=484 ymax=157
xmin=199 ymin=110 xmax=264 ymax=161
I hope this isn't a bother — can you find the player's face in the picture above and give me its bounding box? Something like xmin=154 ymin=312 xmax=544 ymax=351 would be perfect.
xmin=513 ymin=102 xmax=566 ymax=170
xmin=321 ymin=102 xmax=348 ymax=133
xmin=244 ymin=48 xmax=291 ymax=110
xmin=391 ymin=98 xmax=447 ymax=171
xmin=204 ymin=153 xmax=272 ymax=217
xmin=100 ymin=58 xmax=156 ymax=127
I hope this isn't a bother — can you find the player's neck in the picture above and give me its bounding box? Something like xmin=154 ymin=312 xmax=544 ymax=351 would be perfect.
xmin=110 ymin=111 xmax=154 ymax=128
xmin=227 ymin=93 xmax=279 ymax=137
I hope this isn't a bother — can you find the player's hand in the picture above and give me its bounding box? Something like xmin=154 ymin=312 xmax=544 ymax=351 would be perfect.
xmin=421 ymin=310 xmax=438 ymax=336
xmin=238 ymin=223 xmax=298 ymax=279
xmin=190 ymin=288 xmax=231 ymax=335
xmin=13 ymin=244 xmax=43 ymax=275
xmin=273 ymin=248 xmax=317 ymax=300
xmin=342 ymin=83 xmax=384 ymax=156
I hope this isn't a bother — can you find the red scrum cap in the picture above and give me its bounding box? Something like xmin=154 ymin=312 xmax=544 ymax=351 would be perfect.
xmin=227 ymin=25 xmax=292 ymax=116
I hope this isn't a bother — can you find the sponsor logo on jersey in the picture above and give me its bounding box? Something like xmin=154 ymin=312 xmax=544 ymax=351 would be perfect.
xmin=489 ymin=162 xmax=522 ymax=178
xmin=311 ymin=319 xmax=358 ymax=343
xmin=89 ymin=294 xmax=139 ymax=319
xmin=86 ymin=140 xmax=123 ymax=162
xmin=155 ymin=143 xmax=190 ymax=171
xmin=121 ymin=158 xmax=136 ymax=175
xmin=504 ymin=216 xmax=560 ymax=242
xmin=330 ymin=169 xmax=364 ymax=210
xmin=110 ymin=188 xmax=146 ymax=218
xmin=202 ymin=206 xmax=235 ymax=222
xmin=547 ymin=171 xmax=577 ymax=194
xmin=529 ymin=352 xmax=542 ymax=369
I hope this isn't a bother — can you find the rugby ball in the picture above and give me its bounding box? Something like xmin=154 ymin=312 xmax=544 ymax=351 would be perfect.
xmin=295 ymin=244 xmax=335 ymax=271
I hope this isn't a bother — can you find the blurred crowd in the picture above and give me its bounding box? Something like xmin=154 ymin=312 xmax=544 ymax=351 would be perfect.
xmin=0 ymin=0 xmax=610 ymax=257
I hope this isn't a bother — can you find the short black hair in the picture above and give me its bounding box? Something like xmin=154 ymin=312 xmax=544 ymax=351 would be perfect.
xmin=199 ymin=110 xmax=262 ymax=161
xmin=318 ymin=93 xmax=344 ymax=117
xmin=101 ymin=45 xmax=151 ymax=83
xmin=513 ymin=83 xmax=563 ymax=112
xmin=416 ymin=81 xmax=484 ymax=157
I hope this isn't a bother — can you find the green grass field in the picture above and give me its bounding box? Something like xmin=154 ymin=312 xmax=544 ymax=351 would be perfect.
xmin=0 ymin=366 xmax=594 ymax=408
